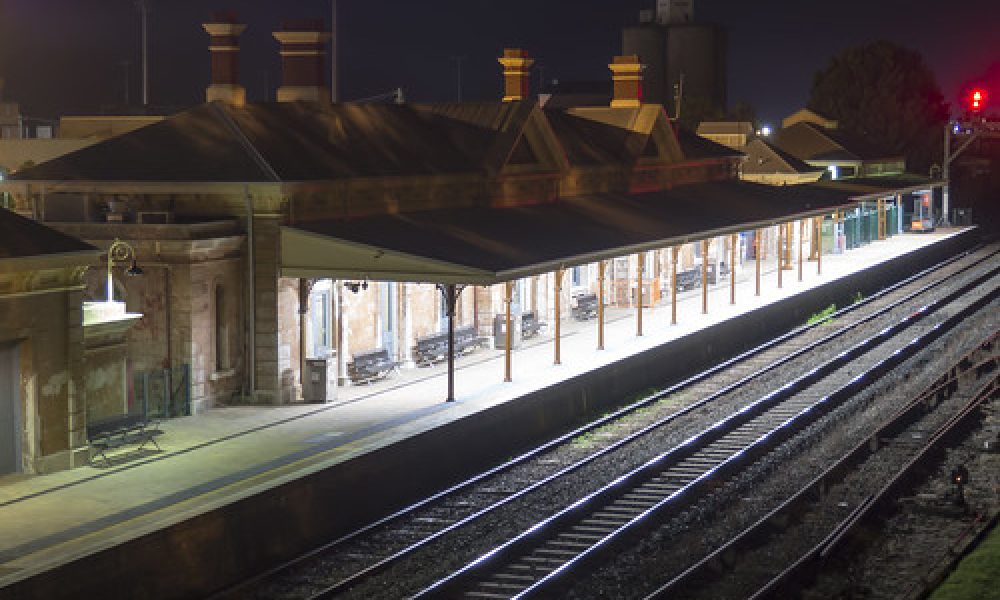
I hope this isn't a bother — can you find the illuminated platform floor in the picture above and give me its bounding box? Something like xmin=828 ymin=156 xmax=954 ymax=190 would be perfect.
xmin=0 ymin=229 xmax=976 ymax=588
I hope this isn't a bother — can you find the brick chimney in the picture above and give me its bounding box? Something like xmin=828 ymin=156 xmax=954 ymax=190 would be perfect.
xmin=498 ymin=48 xmax=534 ymax=102
xmin=609 ymin=55 xmax=644 ymax=108
xmin=273 ymin=19 xmax=331 ymax=103
xmin=202 ymin=12 xmax=247 ymax=106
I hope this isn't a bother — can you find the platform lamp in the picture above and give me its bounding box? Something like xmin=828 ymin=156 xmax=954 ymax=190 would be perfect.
xmin=106 ymin=238 xmax=143 ymax=303
xmin=950 ymin=464 xmax=969 ymax=507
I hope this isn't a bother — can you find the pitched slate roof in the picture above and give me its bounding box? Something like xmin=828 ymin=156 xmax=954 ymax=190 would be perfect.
xmin=675 ymin=128 xmax=744 ymax=160
xmin=284 ymin=179 xmax=854 ymax=283
xmin=544 ymin=109 xmax=637 ymax=165
xmin=0 ymin=207 xmax=98 ymax=265
xmin=12 ymin=101 xmax=499 ymax=183
xmin=742 ymin=139 xmax=825 ymax=175
xmin=771 ymin=122 xmax=901 ymax=164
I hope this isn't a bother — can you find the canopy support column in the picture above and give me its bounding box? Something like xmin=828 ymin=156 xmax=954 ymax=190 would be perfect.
xmin=298 ymin=278 xmax=316 ymax=399
xmin=729 ymin=234 xmax=736 ymax=305
xmin=554 ymin=268 xmax=564 ymax=364
xmin=670 ymin=247 xmax=678 ymax=325
xmin=637 ymin=253 xmax=644 ymax=336
xmin=436 ymin=283 xmax=465 ymax=402
xmin=777 ymin=223 xmax=783 ymax=289
xmin=701 ymin=240 xmax=708 ymax=314
xmin=598 ymin=260 xmax=606 ymax=349
xmin=798 ymin=220 xmax=804 ymax=282
xmin=504 ymin=281 xmax=513 ymax=383
xmin=755 ymin=231 xmax=761 ymax=297
xmin=815 ymin=217 xmax=823 ymax=275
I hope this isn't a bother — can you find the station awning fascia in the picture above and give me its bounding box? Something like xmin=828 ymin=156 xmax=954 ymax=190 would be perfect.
xmin=281 ymin=226 xmax=497 ymax=284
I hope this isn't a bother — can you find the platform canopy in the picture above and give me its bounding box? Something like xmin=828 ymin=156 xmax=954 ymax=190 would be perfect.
xmin=281 ymin=179 xmax=867 ymax=285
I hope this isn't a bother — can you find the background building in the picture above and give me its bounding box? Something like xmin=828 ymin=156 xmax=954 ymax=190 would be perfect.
xmin=622 ymin=0 xmax=727 ymax=119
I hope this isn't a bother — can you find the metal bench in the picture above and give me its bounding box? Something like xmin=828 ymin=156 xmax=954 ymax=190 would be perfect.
xmin=522 ymin=311 xmax=547 ymax=338
xmin=571 ymin=293 xmax=599 ymax=321
xmin=348 ymin=348 xmax=397 ymax=384
xmin=87 ymin=413 xmax=162 ymax=468
xmin=414 ymin=325 xmax=488 ymax=366
xmin=675 ymin=268 xmax=701 ymax=291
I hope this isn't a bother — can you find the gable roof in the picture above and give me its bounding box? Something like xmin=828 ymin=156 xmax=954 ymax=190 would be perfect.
xmin=0 ymin=208 xmax=99 ymax=271
xmin=675 ymin=128 xmax=744 ymax=161
xmin=742 ymin=139 xmax=825 ymax=175
xmin=772 ymin=122 xmax=902 ymax=164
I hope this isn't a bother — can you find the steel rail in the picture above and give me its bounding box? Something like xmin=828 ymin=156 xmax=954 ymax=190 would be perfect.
xmin=413 ymin=275 xmax=1000 ymax=599
xmin=645 ymin=332 xmax=1000 ymax=600
xmin=300 ymin=252 xmax=1000 ymax=599
xmin=213 ymin=244 xmax=993 ymax=600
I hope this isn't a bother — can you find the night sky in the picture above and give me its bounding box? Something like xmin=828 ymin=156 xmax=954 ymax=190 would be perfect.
xmin=0 ymin=0 xmax=998 ymax=126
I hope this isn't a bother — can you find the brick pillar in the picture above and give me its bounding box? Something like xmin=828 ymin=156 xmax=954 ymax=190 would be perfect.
xmin=253 ymin=215 xmax=281 ymax=404
xmin=65 ymin=287 xmax=89 ymax=468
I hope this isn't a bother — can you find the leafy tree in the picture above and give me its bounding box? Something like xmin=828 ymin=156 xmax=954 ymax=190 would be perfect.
xmin=809 ymin=40 xmax=949 ymax=175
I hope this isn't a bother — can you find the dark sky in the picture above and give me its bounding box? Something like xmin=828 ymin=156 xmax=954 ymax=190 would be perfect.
xmin=0 ymin=0 xmax=998 ymax=125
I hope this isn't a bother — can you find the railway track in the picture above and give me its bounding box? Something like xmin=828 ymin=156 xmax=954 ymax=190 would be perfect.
xmin=412 ymin=256 xmax=1000 ymax=599
xmin=213 ymin=244 xmax=1000 ymax=600
xmin=646 ymin=333 xmax=1000 ymax=600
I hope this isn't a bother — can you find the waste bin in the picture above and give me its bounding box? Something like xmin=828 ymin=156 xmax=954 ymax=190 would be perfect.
xmin=304 ymin=358 xmax=327 ymax=403
xmin=493 ymin=314 xmax=522 ymax=350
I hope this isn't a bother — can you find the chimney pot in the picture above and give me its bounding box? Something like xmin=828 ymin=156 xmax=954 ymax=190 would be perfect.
xmin=203 ymin=12 xmax=247 ymax=106
xmin=498 ymin=48 xmax=534 ymax=102
xmin=609 ymin=55 xmax=644 ymax=108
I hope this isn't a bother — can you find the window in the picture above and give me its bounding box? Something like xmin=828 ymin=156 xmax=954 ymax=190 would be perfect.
xmin=215 ymin=284 xmax=230 ymax=371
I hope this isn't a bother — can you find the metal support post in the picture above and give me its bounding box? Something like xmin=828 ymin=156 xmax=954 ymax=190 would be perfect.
xmin=554 ymin=268 xmax=563 ymax=364
xmin=701 ymin=240 xmax=709 ymax=314
xmin=815 ymin=217 xmax=823 ymax=275
xmin=776 ymin=224 xmax=783 ymax=289
xmin=504 ymin=281 xmax=512 ymax=382
xmin=755 ymin=231 xmax=761 ymax=297
xmin=598 ymin=260 xmax=606 ymax=349
xmin=729 ymin=234 xmax=736 ymax=305
xmin=636 ymin=253 xmax=644 ymax=336
xmin=670 ymin=247 xmax=678 ymax=325
xmin=798 ymin=220 xmax=804 ymax=282
xmin=436 ymin=283 xmax=464 ymax=402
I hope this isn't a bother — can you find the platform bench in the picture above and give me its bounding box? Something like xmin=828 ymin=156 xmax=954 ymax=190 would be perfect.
xmin=348 ymin=348 xmax=397 ymax=385
xmin=675 ymin=268 xmax=701 ymax=291
xmin=87 ymin=414 xmax=162 ymax=468
xmin=572 ymin=293 xmax=599 ymax=321
xmin=522 ymin=311 xmax=547 ymax=338
xmin=414 ymin=325 xmax=488 ymax=366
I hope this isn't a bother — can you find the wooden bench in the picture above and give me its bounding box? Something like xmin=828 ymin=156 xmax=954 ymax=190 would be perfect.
xmin=572 ymin=293 xmax=599 ymax=321
xmin=521 ymin=311 xmax=547 ymax=338
xmin=87 ymin=414 xmax=162 ymax=468
xmin=348 ymin=348 xmax=397 ymax=385
xmin=414 ymin=325 xmax=488 ymax=366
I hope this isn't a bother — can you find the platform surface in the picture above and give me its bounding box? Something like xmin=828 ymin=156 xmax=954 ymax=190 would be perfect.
xmin=0 ymin=229 xmax=974 ymax=588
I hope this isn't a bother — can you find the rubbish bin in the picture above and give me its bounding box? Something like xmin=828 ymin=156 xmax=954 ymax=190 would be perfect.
xmin=493 ymin=314 xmax=522 ymax=350
xmin=304 ymin=358 xmax=327 ymax=403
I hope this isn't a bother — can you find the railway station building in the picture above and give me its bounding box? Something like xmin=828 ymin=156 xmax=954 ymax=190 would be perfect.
xmin=0 ymin=16 xmax=948 ymax=475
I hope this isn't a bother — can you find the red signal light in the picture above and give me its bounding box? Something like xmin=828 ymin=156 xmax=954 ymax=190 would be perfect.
xmin=970 ymin=89 xmax=985 ymax=112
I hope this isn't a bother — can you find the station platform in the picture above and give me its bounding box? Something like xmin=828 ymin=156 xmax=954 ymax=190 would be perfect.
xmin=0 ymin=229 xmax=979 ymax=597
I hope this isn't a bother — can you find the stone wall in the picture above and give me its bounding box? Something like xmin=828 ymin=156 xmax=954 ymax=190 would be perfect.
xmin=0 ymin=268 xmax=87 ymax=474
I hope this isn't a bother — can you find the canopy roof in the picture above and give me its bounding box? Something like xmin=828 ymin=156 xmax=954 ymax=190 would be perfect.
xmin=0 ymin=207 xmax=99 ymax=273
xmin=282 ymin=179 xmax=859 ymax=284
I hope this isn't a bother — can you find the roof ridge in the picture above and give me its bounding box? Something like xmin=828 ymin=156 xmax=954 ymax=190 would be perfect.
xmin=210 ymin=102 xmax=281 ymax=182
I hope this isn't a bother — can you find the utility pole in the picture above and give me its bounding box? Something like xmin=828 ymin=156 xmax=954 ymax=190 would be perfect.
xmin=135 ymin=0 xmax=150 ymax=107
xmin=450 ymin=56 xmax=466 ymax=102
xmin=331 ymin=0 xmax=339 ymax=102
xmin=673 ymin=72 xmax=685 ymax=120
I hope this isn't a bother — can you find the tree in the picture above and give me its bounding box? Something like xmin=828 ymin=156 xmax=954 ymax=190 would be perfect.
xmin=809 ymin=41 xmax=949 ymax=175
